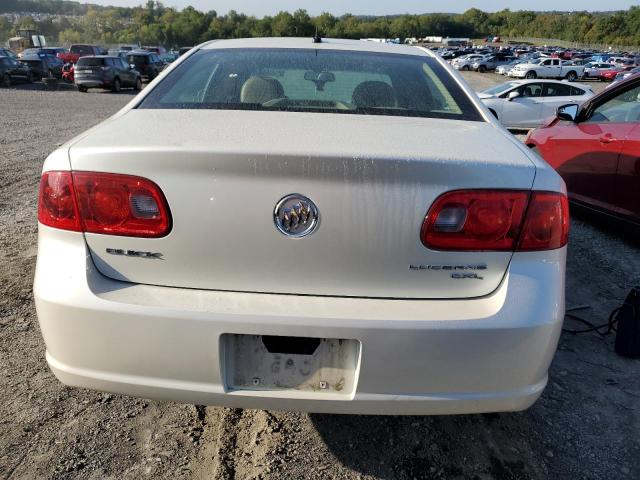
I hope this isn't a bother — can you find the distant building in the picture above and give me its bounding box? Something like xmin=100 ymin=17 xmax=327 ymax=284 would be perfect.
xmin=443 ymin=37 xmax=470 ymax=47
xmin=361 ymin=38 xmax=401 ymax=44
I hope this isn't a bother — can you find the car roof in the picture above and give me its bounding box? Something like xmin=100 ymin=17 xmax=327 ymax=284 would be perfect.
xmin=508 ymin=79 xmax=590 ymax=85
xmin=199 ymin=37 xmax=431 ymax=57
xmin=498 ymin=79 xmax=593 ymax=91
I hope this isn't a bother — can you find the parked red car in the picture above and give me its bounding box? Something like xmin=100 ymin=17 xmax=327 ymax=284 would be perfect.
xmin=57 ymin=44 xmax=103 ymax=64
xmin=526 ymin=75 xmax=640 ymax=224
xmin=600 ymin=68 xmax=622 ymax=82
xmin=61 ymin=62 xmax=74 ymax=83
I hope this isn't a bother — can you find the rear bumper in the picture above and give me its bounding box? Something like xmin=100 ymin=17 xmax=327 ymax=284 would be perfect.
xmin=34 ymin=226 xmax=565 ymax=415
xmin=75 ymin=78 xmax=110 ymax=88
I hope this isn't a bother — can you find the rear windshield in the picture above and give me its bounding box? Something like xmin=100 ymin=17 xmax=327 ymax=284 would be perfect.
xmin=482 ymin=82 xmax=520 ymax=95
xmin=71 ymin=45 xmax=95 ymax=54
xmin=127 ymin=54 xmax=149 ymax=64
xmin=139 ymin=48 xmax=482 ymax=121
xmin=77 ymin=57 xmax=104 ymax=67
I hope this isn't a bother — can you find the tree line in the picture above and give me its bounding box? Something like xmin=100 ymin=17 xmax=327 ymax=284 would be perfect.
xmin=2 ymin=1 xmax=640 ymax=49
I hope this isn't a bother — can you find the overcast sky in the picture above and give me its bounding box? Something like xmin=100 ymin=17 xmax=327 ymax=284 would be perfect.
xmin=80 ymin=0 xmax=637 ymax=16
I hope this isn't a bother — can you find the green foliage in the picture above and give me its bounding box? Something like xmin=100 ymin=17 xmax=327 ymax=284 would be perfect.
xmin=1 ymin=1 xmax=640 ymax=48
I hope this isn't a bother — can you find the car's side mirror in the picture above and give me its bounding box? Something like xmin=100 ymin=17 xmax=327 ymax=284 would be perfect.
xmin=557 ymin=103 xmax=579 ymax=122
xmin=507 ymin=91 xmax=520 ymax=101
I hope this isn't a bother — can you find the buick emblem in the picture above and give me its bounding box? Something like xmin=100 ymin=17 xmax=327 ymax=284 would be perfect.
xmin=274 ymin=194 xmax=319 ymax=238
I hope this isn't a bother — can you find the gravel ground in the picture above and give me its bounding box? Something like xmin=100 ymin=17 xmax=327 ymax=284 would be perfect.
xmin=1 ymin=76 xmax=639 ymax=480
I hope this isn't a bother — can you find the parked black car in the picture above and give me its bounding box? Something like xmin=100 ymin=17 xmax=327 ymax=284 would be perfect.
xmin=19 ymin=54 xmax=64 ymax=79
xmin=75 ymin=55 xmax=142 ymax=92
xmin=0 ymin=55 xmax=33 ymax=87
xmin=125 ymin=51 xmax=165 ymax=81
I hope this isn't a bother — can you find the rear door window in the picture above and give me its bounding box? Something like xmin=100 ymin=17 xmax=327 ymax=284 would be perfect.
xmin=542 ymin=83 xmax=572 ymax=97
xmin=587 ymin=85 xmax=640 ymax=123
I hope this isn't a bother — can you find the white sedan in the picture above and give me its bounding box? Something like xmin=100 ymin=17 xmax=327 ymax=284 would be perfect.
xmin=34 ymin=38 xmax=567 ymax=415
xmin=478 ymin=79 xmax=594 ymax=128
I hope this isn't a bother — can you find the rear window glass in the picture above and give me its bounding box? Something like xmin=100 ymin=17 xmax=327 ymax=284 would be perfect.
xmin=127 ymin=55 xmax=149 ymax=64
xmin=77 ymin=57 xmax=104 ymax=67
xmin=70 ymin=45 xmax=95 ymax=54
xmin=139 ymin=48 xmax=482 ymax=121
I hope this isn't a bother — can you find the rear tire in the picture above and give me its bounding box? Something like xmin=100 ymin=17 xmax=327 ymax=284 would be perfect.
xmin=134 ymin=77 xmax=142 ymax=91
xmin=525 ymin=71 xmax=537 ymax=79
xmin=565 ymin=71 xmax=578 ymax=82
xmin=478 ymin=65 xmax=487 ymax=73
xmin=462 ymin=65 xmax=470 ymax=71
xmin=78 ymin=85 xmax=87 ymax=93
xmin=112 ymin=77 xmax=121 ymax=93
xmin=2 ymin=74 xmax=10 ymax=88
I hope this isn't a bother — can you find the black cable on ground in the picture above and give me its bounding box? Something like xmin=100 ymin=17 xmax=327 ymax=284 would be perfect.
xmin=562 ymin=307 xmax=621 ymax=336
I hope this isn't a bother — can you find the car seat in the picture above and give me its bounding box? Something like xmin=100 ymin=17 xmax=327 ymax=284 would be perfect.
xmin=352 ymin=81 xmax=397 ymax=108
xmin=240 ymin=76 xmax=285 ymax=104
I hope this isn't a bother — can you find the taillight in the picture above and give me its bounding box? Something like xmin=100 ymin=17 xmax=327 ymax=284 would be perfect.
xmin=38 ymin=172 xmax=82 ymax=231
xmin=518 ymin=192 xmax=569 ymax=251
xmin=421 ymin=190 xmax=568 ymax=251
xmin=37 ymin=171 xmax=171 ymax=238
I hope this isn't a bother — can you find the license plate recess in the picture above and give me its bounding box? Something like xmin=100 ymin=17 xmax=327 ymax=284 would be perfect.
xmin=222 ymin=334 xmax=360 ymax=395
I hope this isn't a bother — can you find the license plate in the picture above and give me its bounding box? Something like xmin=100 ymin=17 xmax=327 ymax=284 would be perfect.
xmin=222 ymin=334 xmax=360 ymax=395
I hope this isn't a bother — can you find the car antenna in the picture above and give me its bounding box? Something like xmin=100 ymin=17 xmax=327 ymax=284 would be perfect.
xmin=312 ymin=26 xmax=322 ymax=44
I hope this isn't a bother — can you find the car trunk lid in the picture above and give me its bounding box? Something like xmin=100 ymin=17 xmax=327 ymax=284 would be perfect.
xmin=69 ymin=109 xmax=535 ymax=299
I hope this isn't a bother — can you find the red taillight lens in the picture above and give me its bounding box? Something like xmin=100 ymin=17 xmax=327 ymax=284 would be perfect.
xmin=38 ymin=171 xmax=82 ymax=231
xmin=421 ymin=190 xmax=569 ymax=251
xmin=518 ymin=192 xmax=569 ymax=251
xmin=421 ymin=190 xmax=529 ymax=251
xmin=37 ymin=171 xmax=171 ymax=238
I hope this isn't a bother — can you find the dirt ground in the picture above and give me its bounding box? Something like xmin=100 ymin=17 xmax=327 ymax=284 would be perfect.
xmin=1 ymin=74 xmax=638 ymax=480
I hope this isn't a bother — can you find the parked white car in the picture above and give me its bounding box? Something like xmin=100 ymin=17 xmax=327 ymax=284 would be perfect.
xmin=496 ymin=59 xmax=525 ymax=75
xmin=452 ymin=53 xmax=489 ymax=71
xmin=509 ymin=58 xmax=585 ymax=81
xmin=34 ymin=38 xmax=568 ymax=415
xmin=478 ymin=79 xmax=594 ymax=128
